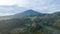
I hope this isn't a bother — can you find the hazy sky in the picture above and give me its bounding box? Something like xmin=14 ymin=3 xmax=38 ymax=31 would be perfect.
xmin=0 ymin=0 xmax=60 ymax=16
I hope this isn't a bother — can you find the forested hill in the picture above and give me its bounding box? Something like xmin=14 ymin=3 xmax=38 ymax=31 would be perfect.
xmin=0 ymin=10 xmax=60 ymax=34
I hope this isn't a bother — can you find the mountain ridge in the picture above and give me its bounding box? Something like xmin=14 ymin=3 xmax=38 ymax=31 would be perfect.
xmin=0 ymin=9 xmax=60 ymax=18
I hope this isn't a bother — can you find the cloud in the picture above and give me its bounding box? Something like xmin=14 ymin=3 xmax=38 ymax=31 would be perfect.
xmin=16 ymin=0 xmax=60 ymax=13
xmin=0 ymin=0 xmax=16 ymax=5
xmin=0 ymin=0 xmax=60 ymax=16
xmin=0 ymin=0 xmax=60 ymax=13
xmin=48 ymin=5 xmax=60 ymax=12
xmin=18 ymin=0 xmax=47 ymax=8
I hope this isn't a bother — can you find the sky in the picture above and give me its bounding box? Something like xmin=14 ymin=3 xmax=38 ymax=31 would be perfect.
xmin=0 ymin=0 xmax=60 ymax=16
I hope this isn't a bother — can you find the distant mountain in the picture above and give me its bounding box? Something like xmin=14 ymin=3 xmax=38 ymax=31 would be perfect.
xmin=14 ymin=10 xmax=41 ymax=17
xmin=0 ymin=10 xmax=40 ymax=18
xmin=0 ymin=9 xmax=60 ymax=18
xmin=0 ymin=9 xmax=60 ymax=34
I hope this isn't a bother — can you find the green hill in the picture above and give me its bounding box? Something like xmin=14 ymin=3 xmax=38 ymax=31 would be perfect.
xmin=0 ymin=10 xmax=60 ymax=34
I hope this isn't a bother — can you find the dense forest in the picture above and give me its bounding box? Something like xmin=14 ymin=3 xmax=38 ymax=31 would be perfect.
xmin=0 ymin=10 xmax=60 ymax=34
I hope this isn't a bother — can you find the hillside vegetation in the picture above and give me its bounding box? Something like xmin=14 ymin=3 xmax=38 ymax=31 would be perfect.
xmin=0 ymin=10 xmax=60 ymax=34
